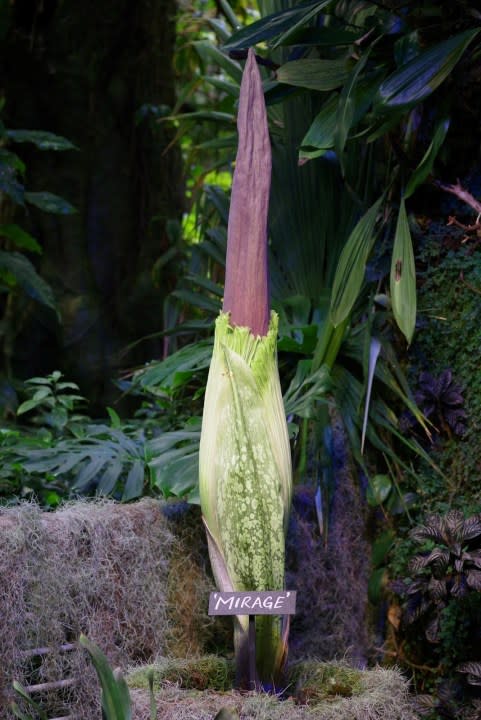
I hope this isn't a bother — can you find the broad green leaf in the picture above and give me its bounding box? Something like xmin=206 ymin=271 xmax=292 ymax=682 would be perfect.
xmin=282 ymin=359 xmax=331 ymax=418
xmin=186 ymin=273 xmax=224 ymax=297
xmin=32 ymin=387 xmax=52 ymax=401
xmin=172 ymin=288 xmax=221 ymax=313
xmin=150 ymin=450 xmax=199 ymax=499
xmin=277 ymin=26 xmax=362 ymax=47
xmin=133 ymin=340 xmax=212 ymax=393
xmin=393 ymin=29 xmax=420 ymax=67
xmin=299 ymin=93 xmax=338 ymax=158
xmin=335 ymin=51 xmax=370 ymax=167
xmin=97 ymin=458 xmax=124 ymax=495
xmin=74 ymin=455 xmax=110 ymax=491
xmin=107 ymin=406 xmax=122 ymax=428
xmin=372 ymin=530 xmax=395 ymax=567
xmin=194 ymin=41 xmax=243 ymax=84
xmin=367 ymin=474 xmax=392 ymax=506
xmin=168 ymin=110 xmax=234 ymax=124
xmin=17 ymin=397 xmax=44 ymax=415
xmin=148 ymin=425 xmax=200 ymax=500
xmin=198 ymin=134 xmax=237 ymax=151
xmin=0 ymin=147 xmax=25 ymax=174
xmin=0 ymin=223 xmax=42 ymax=253
xmin=5 ymin=129 xmax=78 ymax=151
xmin=206 ymin=17 xmax=232 ymax=44
xmin=218 ymin=0 xmax=240 ymax=31
xmin=0 ymin=251 xmax=57 ymax=312
xmin=368 ymin=567 xmax=387 ymax=604
xmin=277 ymin=58 xmax=349 ymax=92
xmin=404 ymin=117 xmax=450 ymax=198
xmin=390 ymin=199 xmax=416 ymax=344
xmin=375 ymin=28 xmax=480 ymax=109
xmin=330 ymin=196 xmax=383 ymax=327
xmin=0 ymin=159 xmax=24 ymax=205
xmin=24 ymin=191 xmax=77 ymax=214
xmin=223 ymin=0 xmax=330 ymax=50
xmin=299 ymin=69 xmax=386 ymax=160
xmin=56 ymin=381 xmax=81 ymax=391
xmin=204 ymin=76 xmax=240 ymax=98
xmin=271 ymin=0 xmax=335 ymax=50
xmin=25 ymin=376 xmax=55 ymax=385
xmin=122 ymin=459 xmax=145 ymax=501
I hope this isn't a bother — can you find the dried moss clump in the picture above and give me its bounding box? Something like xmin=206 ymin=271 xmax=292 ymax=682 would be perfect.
xmin=286 ymin=417 xmax=370 ymax=665
xmin=127 ymin=655 xmax=234 ymax=692
xmin=162 ymin=502 xmax=230 ymax=657
xmin=287 ymin=661 xmax=364 ymax=704
xmin=0 ymin=499 xmax=175 ymax=719
xmin=129 ymin=662 xmax=419 ymax=720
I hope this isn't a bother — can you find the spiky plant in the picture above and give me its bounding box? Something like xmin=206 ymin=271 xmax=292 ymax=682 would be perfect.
xmin=415 ymin=369 xmax=467 ymax=437
xmin=394 ymin=510 xmax=481 ymax=642
xmin=458 ymin=662 xmax=481 ymax=687
xmin=199 ymin=48 xmax=292 ymax=689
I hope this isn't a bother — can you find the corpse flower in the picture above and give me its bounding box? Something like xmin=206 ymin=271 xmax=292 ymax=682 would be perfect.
xmin=199 ymin=48 xmax=292 ymax=688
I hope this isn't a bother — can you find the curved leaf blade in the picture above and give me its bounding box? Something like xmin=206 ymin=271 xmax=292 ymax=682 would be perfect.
xmin=25 ymin=191 xmax=77 ymax=214
xmin=0 ymin=251 xmax=57 ymax=312
xmin=0 ymin=223 xmax=42 ymax=253
xmin=223 ymin=0 xmax=330 ymax=50
xmin=404 ymin=117 xmax=450 ymax=198
xmin=5 ymin=129 xmax=78 ymax=151
xmin=299 ymin=93 xmax=338 ymax=158
xmin=335 ymin=51 xmax=370 ymax=169
xmin=330 ymin=195 xmax=383 ymax=327
xmin=375 ymin=28 xmax=480 ymax=110
xmin=277 ymin=58 xmax=349 ymax=92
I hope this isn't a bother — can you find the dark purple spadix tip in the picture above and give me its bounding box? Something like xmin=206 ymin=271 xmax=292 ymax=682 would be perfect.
xmin=222 ymin=47 xmax=271 ymax=337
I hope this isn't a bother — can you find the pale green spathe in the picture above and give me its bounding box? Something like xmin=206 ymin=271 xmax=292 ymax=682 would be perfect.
xmin=199 ymin=310 xmax=292 ymax=681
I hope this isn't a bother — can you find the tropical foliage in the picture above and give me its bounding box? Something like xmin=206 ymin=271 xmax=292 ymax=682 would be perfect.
xmin=1 ymin=1 xmax=481 ymax=716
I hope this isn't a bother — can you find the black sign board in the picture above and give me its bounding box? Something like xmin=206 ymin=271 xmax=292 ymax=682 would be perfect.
xmin=209 ymin=590 xmax=296 ymax=616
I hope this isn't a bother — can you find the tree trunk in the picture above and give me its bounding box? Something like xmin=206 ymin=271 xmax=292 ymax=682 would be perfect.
xmin=1 ymin=0 xmax=183 ymax=409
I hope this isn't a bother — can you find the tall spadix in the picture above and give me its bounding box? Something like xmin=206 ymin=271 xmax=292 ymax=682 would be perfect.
xmin=199 ymin=48 xmax=292 ymax=687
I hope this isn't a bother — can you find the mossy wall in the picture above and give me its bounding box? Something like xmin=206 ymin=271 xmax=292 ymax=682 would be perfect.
xmin=0 ymin=499 xmax=214 ymax=718
xmin=408 ymin=220 xmax=481 ymax=512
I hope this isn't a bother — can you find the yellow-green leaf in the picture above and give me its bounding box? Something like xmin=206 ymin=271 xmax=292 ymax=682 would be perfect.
xmin=390 ymin=199 xmax=416 ymax=344
xmin=330 ymin=196 xmax=383 ymax=327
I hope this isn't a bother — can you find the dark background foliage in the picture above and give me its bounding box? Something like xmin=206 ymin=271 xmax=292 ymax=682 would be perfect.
xmin=1 ymin=1 xmax=481 ymax=717
xmin=0 ymin=0 xmax=183 ymax=409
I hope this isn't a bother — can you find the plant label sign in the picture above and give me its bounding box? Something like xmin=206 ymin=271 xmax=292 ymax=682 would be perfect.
xmin=208 ymin=590 xmax=296 ymax=616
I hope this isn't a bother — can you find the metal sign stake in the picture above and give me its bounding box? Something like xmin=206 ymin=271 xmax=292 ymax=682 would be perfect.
xmin=248 ymin=614 xmax=257 ymax=691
